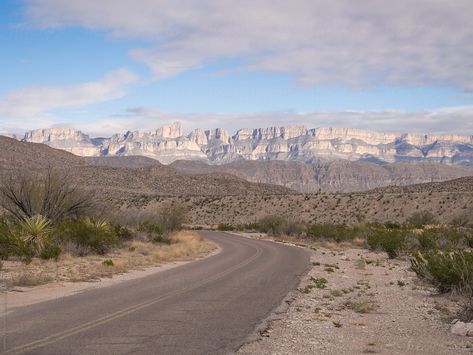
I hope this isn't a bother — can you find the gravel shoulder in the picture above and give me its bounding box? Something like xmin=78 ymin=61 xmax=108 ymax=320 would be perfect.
xmin=238 ymin=237 xmax=472 ymax=354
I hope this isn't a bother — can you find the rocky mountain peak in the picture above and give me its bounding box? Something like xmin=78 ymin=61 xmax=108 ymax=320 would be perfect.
xmin=15 ymin=123 xmax=473 ymax=166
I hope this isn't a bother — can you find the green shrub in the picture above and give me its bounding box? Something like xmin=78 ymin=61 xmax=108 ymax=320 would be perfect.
xmin=256 ymin=216 xmax=303 ymax=236
xmin=411 ymin=250 xmax=473 ymax=293
xmin=419 ymin=227 xmax=469 ymax=251
xmin=0 ymin=219 xmax=34 ymax=262
xmin=416 ymin=231 xmax=437 ymax=251
xmin=55 ymin=219 xmax=119 ymax=256
xmin=102 ymin=259 xmax=114 ymax=266
xmin=114 ymin=225 xmax=134 ymax=240
xmin=306 ymin=224 xmax=359 ymax=243
xmin=310 ymin=277 xmax=328 ymax=289
xmin=150 ymin=234 xmax=172 ymax=245
xmin=407 ymin=211 xmax=438 ymax=228
xmin=384 ymin=221 xmax=401 ymax=229
xmin=16 ymin=215 xmax=52 ymax=254
xmin=138 ymin=223 xmax=163 ymax=235
xmin=367 ymin=229 xmax=405 ymax=258
xmin=217 ymin=223 xmax=235 ymax=231
xmin=40 ymin=244 xmax=61 ymax=261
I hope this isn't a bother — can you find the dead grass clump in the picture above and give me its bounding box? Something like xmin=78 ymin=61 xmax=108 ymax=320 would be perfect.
xmin=152 ymin=231 xmax=215 ymax=262
xmin=10 ymin=271 xmax=54 ymax=287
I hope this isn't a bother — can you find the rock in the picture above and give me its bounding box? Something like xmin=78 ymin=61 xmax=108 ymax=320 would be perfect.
xmin=18 ymin=122 xmax=473 ymax=166
xmin=451 ymin=321 xmax=473 ymax=336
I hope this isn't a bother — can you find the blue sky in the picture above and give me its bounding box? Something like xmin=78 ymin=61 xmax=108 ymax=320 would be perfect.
xmin=1 ymin=0 xmax=473 ymax=136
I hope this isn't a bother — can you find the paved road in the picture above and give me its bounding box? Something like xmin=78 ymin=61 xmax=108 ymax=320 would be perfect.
xmin=1 ymin=231 xmax=310 ymax=354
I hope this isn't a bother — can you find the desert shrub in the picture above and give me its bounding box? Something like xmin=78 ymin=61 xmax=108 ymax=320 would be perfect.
xmin=138 ymin=223 xmax=163 ymax=235
xmin=367 ymin=229 xmax=405 ymax=258
xmin=137 ymin=223 xmax=172 ymax=244
xmin=412 ymin=250 xmax=473 ymax=321
xmin=416 ymin=231 xmax=437 ymax=251
xmin=102 ymin=259 xmax=114 ymax=266
xmin=256 ymin=216 xmax=303 ymax=236
xmin=40 ymin=244 xmax=61 ymax=261
xmin=217 ymin=223 xmax=235 ymax=231
xmin=411 ymin=250 xmax=473 ymax=293
xmin=0 ymin=169 xmax=92 ymax=223
xmin=113 ymin=225 xmax=134 ymax=240
xmin=306 ymin=224 xmax=359 ymax=243
xmin=15 ymin=215 xmax=52 ymax=254
xmin=156 ymin=203 xmax=187 ymax=232
xmin=55 ymin=218 xmax=119 ymax=256
xmin=0 ymin=219 xmax=34 ymax=261
xmin=407 ymin=211 xmax=438 ymax=228
xmin=450 ymin=214 xmax=471 ymax=227
xmin=415 ymin=227 xmax=469 ymax=251
xmin=384 ymin=221 xmax=401 ymax=229
xmin=150 ymin=234 xmax=172 ymax=245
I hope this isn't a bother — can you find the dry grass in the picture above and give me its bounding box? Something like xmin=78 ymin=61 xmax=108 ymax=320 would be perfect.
xmin=1 ymin=231 xmax=216 ymax=289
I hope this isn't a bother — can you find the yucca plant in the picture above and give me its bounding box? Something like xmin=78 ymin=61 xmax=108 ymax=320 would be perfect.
xmin=17 ymin=215 xmax=53 ymax=254
xmin=83 ymin=217 xmax=110 ymax=232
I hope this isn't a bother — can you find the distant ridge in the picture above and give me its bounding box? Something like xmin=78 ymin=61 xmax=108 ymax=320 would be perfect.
xmin=12 ymin=122 xmax=473 ymax=166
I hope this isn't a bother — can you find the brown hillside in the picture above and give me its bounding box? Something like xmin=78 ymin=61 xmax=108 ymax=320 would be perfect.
xmin=0 ymin=137 xmax=293 ymax=200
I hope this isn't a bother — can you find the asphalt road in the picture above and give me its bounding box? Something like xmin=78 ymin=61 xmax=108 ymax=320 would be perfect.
xmin=1 ymin=231 xmax=310 ymax=355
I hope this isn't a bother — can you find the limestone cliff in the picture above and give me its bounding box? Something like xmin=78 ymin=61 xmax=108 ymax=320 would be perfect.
xmin=18 ymin=122 xmax=473 ymax=166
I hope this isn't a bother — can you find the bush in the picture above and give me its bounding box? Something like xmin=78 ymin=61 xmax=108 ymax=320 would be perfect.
xmin=217 ymin=223 xmax=235 ymax=231
xmin=306 ymin=224 xmax=359 ymax=243
xmin=55 ymin=219 xmax=119 ymax=256
xmin=0 ymin=219 xmax=35 ymax=262
xmin=256 ymin=216 xmax=303 ymax=236
xmin=412 ymin=250 xmax=473 ymax=321
xmin=138 ymin=223 xmax=163 ymax=235
xmin=113 ymin=225 xmax=134 ymax=240
xmin=40 ymin=244 xmax=61 ymax=261
xmin=411 ymin=250 xmax=473 ymax=293
xmin=156 ymin=203 xmax=187 ymax=232
xmin=451 ymin=214 xmax=471 ymax=227
xmin=15 ymin=215 xmax=52 ymax=254
xmin=414 ymin=227 xmax=470 ymax=251
xmin=407 ymin=211 xmax=438 ymax=228
xmin=0 ymin=169 xmax=92 ymax=223
xmin=367 ymin=229 xmax=405 ymax=258
xmin=102 ymin=259 xmax=114 ymax=267
xmin=384 ymin=221 xmax=401 ymax=229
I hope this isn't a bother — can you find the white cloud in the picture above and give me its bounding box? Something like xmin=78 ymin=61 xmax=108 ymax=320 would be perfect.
xmin=25 ymin=0 xmax=473 ymax=89
xmin=0 ymin=69 xmax=138 ymax=118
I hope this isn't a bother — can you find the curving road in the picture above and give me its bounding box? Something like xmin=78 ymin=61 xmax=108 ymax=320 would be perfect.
xmin=1 ymin=231 xmax=310 ymax=354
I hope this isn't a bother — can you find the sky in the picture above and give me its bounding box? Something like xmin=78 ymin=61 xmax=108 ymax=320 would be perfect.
xmin=1 ymin=0 xmax=473 ymax=137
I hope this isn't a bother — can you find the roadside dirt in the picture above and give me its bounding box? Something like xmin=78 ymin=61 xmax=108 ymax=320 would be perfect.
xmin=238 ymin=239 xmax=472 ymax=354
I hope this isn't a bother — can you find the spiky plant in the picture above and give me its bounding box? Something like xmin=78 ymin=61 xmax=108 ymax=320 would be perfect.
xmin=83 ymin=218 xmax=110 ymax=232
xmin=18 ymin=215 xmax=52 ymax=254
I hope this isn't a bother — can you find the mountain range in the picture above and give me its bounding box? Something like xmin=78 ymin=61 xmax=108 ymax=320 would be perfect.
xmin=16 ymin=122 xmax=473 ymax=166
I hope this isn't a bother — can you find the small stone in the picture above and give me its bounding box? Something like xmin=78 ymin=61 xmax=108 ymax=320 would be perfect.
xmin=451 ymin=322 xmax=473 ymax=337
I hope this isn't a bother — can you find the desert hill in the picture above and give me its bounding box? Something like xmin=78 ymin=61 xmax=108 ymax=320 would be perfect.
xmin=0 ymin=137 xmax=292 ymax=200
xmin=170 ymin=159 xmax=473 ymax=193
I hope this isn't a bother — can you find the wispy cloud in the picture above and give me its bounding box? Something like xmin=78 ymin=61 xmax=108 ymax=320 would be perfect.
xmin=0 ymin=69 xmax=138 ymax=119
xmin=25 ymin=0 xmax=473 ymax=90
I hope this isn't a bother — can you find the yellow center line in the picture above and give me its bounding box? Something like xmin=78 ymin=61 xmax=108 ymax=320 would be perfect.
xmin=5 ymin=243 xmax=263 ymax=355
